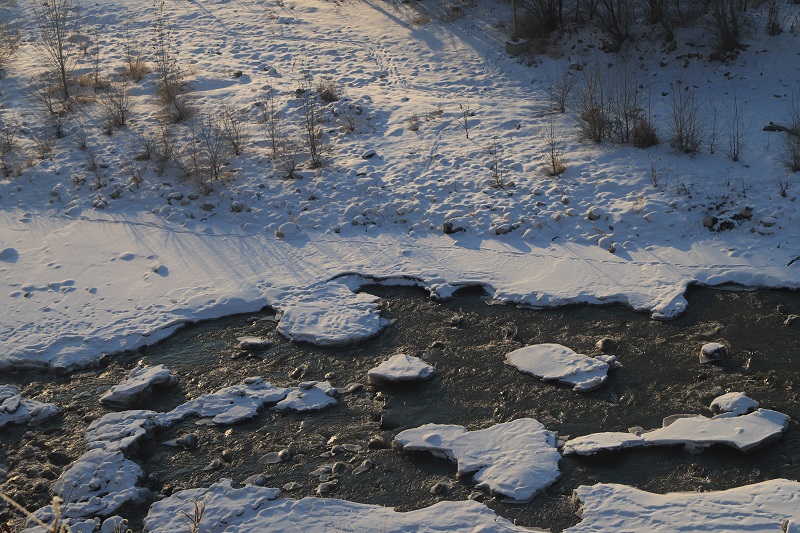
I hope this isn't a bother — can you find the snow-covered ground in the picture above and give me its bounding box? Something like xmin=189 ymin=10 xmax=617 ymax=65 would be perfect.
xmin=2 ymin=0 xmax=800 ymax=528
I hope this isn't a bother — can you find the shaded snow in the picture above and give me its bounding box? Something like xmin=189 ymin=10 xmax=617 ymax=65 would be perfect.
xmin=142 ymin=479 xmax=535 ymax=532
xmin=0 ymin=385 xmax=59 ymax=428
xmin=568 ymin=480 xmax=800 ymax=532
xmin=99 ymin=365 xmax=177 ymax=407
xmin=505 ymin=344 xmax=618 ymax=391
xmin=395 ymin=418 xmax=561 ymax=502
xmin=367 ymin=353 xmax=436 ymax=385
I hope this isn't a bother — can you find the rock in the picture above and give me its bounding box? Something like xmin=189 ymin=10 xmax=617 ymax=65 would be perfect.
xmin=367 ymin=436 xmax=389 ymax=450
xmin=700 ymin=342 xmax=727 ymax=364
xmin=282 ymin=481 xmax=302 ymax=492
xmin=703 ymin=215 xmax=717 ymax=229
xmin=430 ymin=481 xmax=448 ymax=494
xmin=596 ymin=338 xmax=614 ymax=352
xmin=230 ymin=201 xmax=245 ymax=213
xmin=221 ymin=449 xmax=235 ymax=462
xmin=204 ymin=458 xmax=223 ymax=471
xmin=201 ymin=202 xmax=215 ymax=212
xmin=276 ymin=222 xmax=299 ymax=238
xmin=352 ymin=459 xmax=374 ymax=475
xmin=785 ymin=314 xmax=798 ymax=326
xmin=449 ymin=315 xmax=463 ymax=326
xmin=317 ymin=481 xmax=335 ymax=495
xmin=587 ymin=207 xmax=603 ymax=221
xmin=761 ymin=216 xmax=777 ymax=227
xmin=360 ymin=149 xmax=377 ymax=159
xmin=442 ymin=219 xmax=466 ymax=234
xmin=177 ymin=433 xmax=197 ymax=450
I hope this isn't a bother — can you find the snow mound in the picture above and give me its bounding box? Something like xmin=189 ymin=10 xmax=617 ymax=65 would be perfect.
xmin=100 ymin=365 xmax=178 ymax=407
xmin=165 ymin=377 xmax=290 ymax=425
xmin=271 ymin=381 xmax=338 ymax=412
xmin=85 ymin=410 xmax=165 ymax=452
xmin=143 ymin=479 xmax=533 ymax=532
xmin=276 ymin=279 xmax=389 ymax=345
xmin=711 ymin=391 xmax=759 ymax=416
xmin=567 ymin=480 xmax=800 ymax=532
xmin=0 ymin=385 xmax=59 ymax=428
xmin=564 ymin=395 xmax=789 ymax=455
xmin=394 ymin=418 xmax=561 ymax=502
xmin=367 ymin=353 xmax=436 ymax=385
xmin=505 ymin=344 xmax=618 ymax=392
xmin=48 ymin=449 xmax=147 ymax=519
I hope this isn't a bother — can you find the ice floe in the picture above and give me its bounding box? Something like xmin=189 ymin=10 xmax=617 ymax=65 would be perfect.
xmin=567 ymin=479 xmax=800 ymax=532
xmin=394 ymin=418 xmax=561 ymax=502
xmin=85 ymin=410 xmax=165 ymax=452
xmin=563 ymin=394 xmax=788 ymax=455
xmin=142 ymin=479 xmax=533 ymax=532
xmin=271 ymin=381 xmax=339 ymax=412
xmin=99 ymin=365 xmax=178 ymax=407
xmin=367 ymin=353 xmax=436 ymax=385
xmin=0 ymin=385 xmax=59 ymax=428
xmin=505 ymin=344 xmax=619 ymax=392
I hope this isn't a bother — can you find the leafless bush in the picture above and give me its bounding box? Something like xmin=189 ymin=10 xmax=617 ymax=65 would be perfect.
xmin=707 ymin=96 xmax=721 ymax=153
xmin=548 ymin=69 xmax=577 ymax=113
xmin=0 ymin=14 xmax=20 ymax=72
xmin=220 ymin=104 xmax=247 ymax=155
xmin=543 ymin=120 xmax=566 ymax=176
xmin=575 ymin=61 xmax=611 ymax=143
xmin=276 ymin=136 xmax=302 ymax=178
xmin=596 ymin=0 xmax=635 ymax=47
xmin=98 ymin=80 xmax=134 ymax=128
xmin=724 ymin=85 xmax=748 ymax=162
xmin=33 ymin=0 xmax=82 ymax=110
xmin=774 ymin=175 xmax=790 ymax=196
xmin=608 ymin=62 xmax=640 ymax=144
xmin=315 ymin=77 xmax=340 ymax=103
xmin=408 ymin=112 xmax=421 ymax=131
xmin=30 ymin=73 xmax=62 ymax=116
xmin=668 ymin=81 xmax=704 ymax=154
xmin=781 ymin=92 xmax=800 ymax=171
xmin=520 ymin=0 xmax=562 ymax=35
xmin=766 ymin=0 xmax=782 ymax=35
xmin=189 ymin=111 xmax=233 ymax=182
xmin=633 ymin=116 xmax=659 ymax=148
xmin=123 ymin=23 xmax=150 ymax=82
xmin=486 ymin=135 xmax=505 ymax=187
xmin=139 ymin=124 xmax=177 ymax=175
xmin=298 ymin=71 xmax=323 ymax=168
xmin=153 ymin=0 xmax=189 ymax=121
xmin=33 ymin=128 xmax=55 ymax=159
xmin=0 ymin=121 xmax=17 ymax=178
xmin=458 ymin=100 xmax=472 ymax=139
xmin=261 ymin=87 xmax=283 ymax=156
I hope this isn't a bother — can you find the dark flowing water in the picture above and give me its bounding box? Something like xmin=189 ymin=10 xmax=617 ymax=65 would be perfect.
xmin=1 ymin=285 xmax=799 ymax=531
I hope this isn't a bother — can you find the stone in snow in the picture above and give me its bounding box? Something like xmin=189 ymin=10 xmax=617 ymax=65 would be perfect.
xmin=394 ymin=418 xmax=561 ymax=502
xmin=567 ymin=480 xmax=800 ymax=532
xmin=367 ymin=353 xmax=436 ymax=385
xmin=563 ymin=394 xmax=789 ymax=455
xmin=505 ymin=343 xmax=619 ymax=392
xmin=143 ymin=479 xmax=532 ymax=532
xmin=0 ymin=385 xmax=59 ymax=428
xmin=699 ymin=342 xmax=726 ymax=363
xmin=710 ymin=391 xmax=759 ymax=416
xmin=237 ymin=336 xmax=270 ymax=349
xmin=100 ymin=365 xmax=178 ymax=408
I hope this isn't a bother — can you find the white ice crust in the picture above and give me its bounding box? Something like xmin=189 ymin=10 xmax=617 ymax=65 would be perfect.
xmin=505 ymin=344 xmax=617 ymax=391
xmin=0 ymin=385 xmax=59 ymax=428
xmin=568 ymin=480 xmax=800 ymax=532
xmin=367 ymin=353 xmax=436 ymax=385
xmin=99 ymin=365 xmax=178 ymax=407
xmin=142 ymin=479 xmax=534 ymax=532
xmin=395 ymin=418 xmax=561 ymax=502
xmin=564 ymin=394 xmax=789 ymax=455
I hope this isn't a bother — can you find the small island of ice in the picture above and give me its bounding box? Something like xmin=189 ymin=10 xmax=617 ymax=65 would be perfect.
xmin=367 ymin=353 xmax=436 ymax=386
xmin=394 ymin=418 xmax=561 ymax=502
xmin=0 ymin=385 xmax=59 ymax=428
xmin=505 ymin=344 xmax=619 ymax=392
xmin=99 ymin=365 xmax=178 ymax=408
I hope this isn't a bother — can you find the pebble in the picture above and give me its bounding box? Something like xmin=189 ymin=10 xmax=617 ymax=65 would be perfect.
xmin=367 ymin=436 xmax=389 ymax=450
xmin=342 ymin=444 xmax=361 ymax=453
xmin=221 ymin=449 xmax=235 ymax=462
xmin=330 ymin=444 xmax=344 ymax=455
xmin=430 ymin=481 xmax=448 ymax=494
xmin=203 ymin=458 xmax=223 ymax=471
xmin=282 ymin=481 xmax=302 ymax=492
xmin=178 ymin=433 xmax=197 ymax=450
xmin=332 ymin=461 xmax=347 ymax=475
xmin=352 ymin=459 xmax=374 ymax=475
xmin=317 ymin=481 xmax=335 ymax=495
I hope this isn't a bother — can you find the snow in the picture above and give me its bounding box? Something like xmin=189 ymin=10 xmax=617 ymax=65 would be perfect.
xmin=568 ymin=480 xmax=800 ymax=532
xmin=0 ymin=385 xmax=59 ymax=428
xmin=505 ymin=344 xmax=618 ymax=391
xmin=85 ymin=410 xmax=165 ymax=452
xmin=394 ymin=418 xmax=561 ymax=502
xmin=270 ymin=381 xmax=339 ymax=412
xmin=367 ymin=353 xmax=436 ymax=385
xmin=99 ymin=364 xmax=178 ymax=407
xmin=563 ymin=394 xmax=789 ymax=455
xmin=710 ymin=391 xmax=759 ymax=416
xmin=143 ymin=479 xmax=534 ymax=532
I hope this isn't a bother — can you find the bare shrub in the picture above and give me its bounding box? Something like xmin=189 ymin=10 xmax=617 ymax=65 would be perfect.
xmin=708 ymin=95 xmax=721 ymax=154
xmin=724 ymin=85 xmax=748 ymax=162
xmin=408 ymin=112 xmax=421 ymax=131
xmin=315 ymin=77 xmax=340 ymax=103
xmin=548 ymin=69 xmax=577 ymax=113
xmin=519 ymin=0 xmax=562 ymax=35
xmin=153 ymin=0 xmax=190 ymax=121
xmin=710 ymin=0 xmax=741 ymax=52
xmin=575 ymin=61 xmax=611 ymax=143
xmin=30 ymin=72 xmax=62 ymax=116
xmin=633 ymin=116 xmax=659 ymax=148
xmin=486 ymin=135 xmax=505 ymax=187
xmin=458 ymin=100 xmax=472 ymax=139
xmin=668 ymin=81 xmax=704 ymax=154
xmin=189 ymin=111 xmax=233 ymax=183
xmin=122 ymin=23 xmax=150 ymax=82
xmin=261 ymin=87 xmax=283 ymax=156
xmin=180 ymin=497 xmax=207 ymax=533
xmin=98 ymin=80 xmax=134 ymax=128
xmin=220 ymin=104 xmax=247 ymax=155
xmin=608 ymin=62 xmax=640 ymax=144
xmin=0 ymin=14 xmax=20 ymax=72
xmin=543 ymin=120 xmax=566 ymax=175
xmin=33 ymin=0 xmax=82 ymax=110
xmin=0 ymin=120 xmax=17 ymax=177
xmin=774 ymin=175 xmax=790 ymax=196
xmin=766 ymin=0 xmax=782 ymax=35
xmin=781 ymin=92 xmax=800 ymax=172
xmin=33 ymin=128 xmax=54 ymax=160
xmin=298 ymin=70 xmax=323 ymax=168
xmin=140 ymin=124 xmax=178 ymax=176
xmin=596 ymin=0 xmax=635 ymax=46
xmin=276 ymin=136 xmax=302 ymax=178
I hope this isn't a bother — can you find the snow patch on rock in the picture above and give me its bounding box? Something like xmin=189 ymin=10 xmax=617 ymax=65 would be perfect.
xmin=505 ymin=344 xmax=618 ymax=391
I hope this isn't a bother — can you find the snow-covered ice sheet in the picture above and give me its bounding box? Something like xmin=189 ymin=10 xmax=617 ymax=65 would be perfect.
xmin=567 ymin=480 xmax=800 ymax=532
xmin=505 ymin=344 xmax=618 ymax=391
xmin=395 ymin=418 xmax=561 ymax=502
xmin=85 ymin=410 xmax=165 ymax=452
xmin=142 ymin=479 xmax=534 ymax=532
xmin=271 ymin=381 xmax=338 ymax=412
xmin=99 ymin=364 xmax=177 ymax=407
xmin=711 ymin=391 xmax=759 ymax=416
xmin=367 ymin=353 xmax=436 ymax=385
xmin=0 ymin=385 xmax=59 ymax=428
